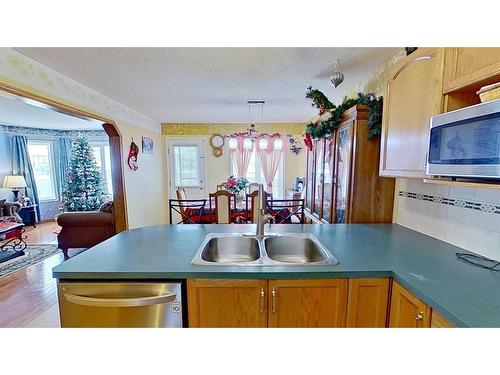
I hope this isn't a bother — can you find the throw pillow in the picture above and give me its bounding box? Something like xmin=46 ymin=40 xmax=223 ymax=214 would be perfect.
xmin=99 ymin=201 xmax=114 ymax=213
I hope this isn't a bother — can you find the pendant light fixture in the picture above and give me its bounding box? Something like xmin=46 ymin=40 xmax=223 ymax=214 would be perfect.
xmin=329 ymin=60 xmax=344 ymax=88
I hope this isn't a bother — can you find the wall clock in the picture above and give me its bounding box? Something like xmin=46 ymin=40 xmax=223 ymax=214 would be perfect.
xmin=210 ymin=134 xmax=224 ymax=157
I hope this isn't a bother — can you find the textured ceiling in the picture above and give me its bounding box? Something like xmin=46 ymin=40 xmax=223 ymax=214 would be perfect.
xmin=15 ymin=48 xmax=401 ymax=123
xmin=0 ymin=94 xmax=103 ymax=130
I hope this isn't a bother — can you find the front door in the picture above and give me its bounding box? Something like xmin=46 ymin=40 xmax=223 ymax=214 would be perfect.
xmin=167 ymin=138 xmax=206 ymax=199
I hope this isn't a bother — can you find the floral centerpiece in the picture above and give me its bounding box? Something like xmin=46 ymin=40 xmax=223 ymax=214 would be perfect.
xmin=223 ymin=176 xmax=250 ymax=195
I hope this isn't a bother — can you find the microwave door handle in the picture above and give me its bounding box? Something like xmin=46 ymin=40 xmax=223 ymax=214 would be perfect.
xmin=63 ymin=292 xmax=176 ymax=308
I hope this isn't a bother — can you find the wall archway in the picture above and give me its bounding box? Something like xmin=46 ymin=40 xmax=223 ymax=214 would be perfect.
xmin=0 ymin=82 xmax=128 ymax=232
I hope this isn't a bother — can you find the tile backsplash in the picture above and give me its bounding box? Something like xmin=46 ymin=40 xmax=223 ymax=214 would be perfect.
xmin=395 ymin=178 xmax=500 ymax=260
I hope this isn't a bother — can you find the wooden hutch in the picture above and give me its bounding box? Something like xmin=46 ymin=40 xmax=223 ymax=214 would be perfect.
xmin=304 ymin=105 xmax=395 ymax=223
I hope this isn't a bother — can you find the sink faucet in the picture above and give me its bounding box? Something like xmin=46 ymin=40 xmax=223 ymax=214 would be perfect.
xmin=256 ymin=183 xmax=275 ymax=238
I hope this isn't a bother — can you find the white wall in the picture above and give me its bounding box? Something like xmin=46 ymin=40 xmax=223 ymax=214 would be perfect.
xmin=395 ymin=178 xmax=500 ymax=259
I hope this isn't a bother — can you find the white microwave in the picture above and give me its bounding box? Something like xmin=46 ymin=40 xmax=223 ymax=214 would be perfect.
xmin=427 ymin=99 xmax=500 ymax=179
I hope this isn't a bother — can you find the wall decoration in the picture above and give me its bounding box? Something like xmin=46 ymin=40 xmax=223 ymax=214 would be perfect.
xmin=209 ymin=134 xmax=224 ymax=157
xmin=303 ymin=133 xmax=313 ymax=152
xmin=141 ymin=136 xmax=154 ymax=154
xmin=288 ymin=136 xmax=303 ymax=155
xmin=127 ymin=139 xmax=139 ymax=171
xmin=305 ymin=86 xmax=383 ymax=140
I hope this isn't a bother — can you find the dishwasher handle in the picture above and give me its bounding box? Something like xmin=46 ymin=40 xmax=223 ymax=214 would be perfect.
xmin=63 ymin=291 xmax=176 ymax=308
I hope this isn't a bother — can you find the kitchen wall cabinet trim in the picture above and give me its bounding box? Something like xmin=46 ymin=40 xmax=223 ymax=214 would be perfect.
xmin=379 ymin=47 xmax=445 ymax=179
xmin=389 ymin=281 xmax=431 ymax=328
xmin=346 ymin=278 xmax=390 ymax=328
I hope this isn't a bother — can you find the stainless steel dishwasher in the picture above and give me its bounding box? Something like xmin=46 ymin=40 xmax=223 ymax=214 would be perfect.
xmin=58 ymin=281 xmax=183 ymax=328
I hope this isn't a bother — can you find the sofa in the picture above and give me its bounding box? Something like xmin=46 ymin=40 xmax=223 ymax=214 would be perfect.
xmin=56 ymin=202 xmax=116 ymax=259
xmin=0 ymin=199 xmax=23 ymax=223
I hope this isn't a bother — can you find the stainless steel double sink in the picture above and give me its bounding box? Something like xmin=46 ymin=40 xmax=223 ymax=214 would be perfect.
xmin=191 ymin=233 xmax=339 ymax=266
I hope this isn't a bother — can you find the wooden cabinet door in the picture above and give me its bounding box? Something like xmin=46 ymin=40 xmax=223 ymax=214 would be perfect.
xmin=389 ymin=281 xmax=431 ymax=328
xmin=187 ymin=279 xmax=268 ymax=328
xmin=346 ymin=278 xmax=390 ymax=328
xmin=380 ymin=48 xmax=444 ymax=178
xmin=268 ymin=279 xmax=348 ymax=328
xmin=444 ymin=48 xmax=500 ymax=92
xmin=431 ymin=310 xmax=454 ymax=328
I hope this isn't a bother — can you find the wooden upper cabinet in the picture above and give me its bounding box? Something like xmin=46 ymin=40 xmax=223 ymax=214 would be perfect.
xmin=431 ymin=310 xmax=454 ymax=328
xmin=380 ymin=48 xmax=445 ymax=178
xmin=389 ymin=281 xmax=431 ymax=328
xmin=444 ymin=48 xmax=500 ymax=93
xmin=346 ymin=278 xmax=390 ymax=328
xmin=268 ymin=279 xmax=348 ymax=328
xmin=187 ymin=279 xmax=268 ymax=328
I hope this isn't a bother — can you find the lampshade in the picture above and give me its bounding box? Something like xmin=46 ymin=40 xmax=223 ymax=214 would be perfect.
xmin=2 ymin=175 xmax=27 ymax=188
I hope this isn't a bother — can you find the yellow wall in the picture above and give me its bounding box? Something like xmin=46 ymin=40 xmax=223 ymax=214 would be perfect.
xmin=163 ymin=123 xmax=306 ymax=203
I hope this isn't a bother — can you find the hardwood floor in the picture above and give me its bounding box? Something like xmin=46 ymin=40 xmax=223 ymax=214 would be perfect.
xmin=24 ymin=219 xmax=60 ymax=245
xmin=0 ymin=220 xmax=69 ymax=328
xmin=0 ymin=252 xmax=64 ymax=327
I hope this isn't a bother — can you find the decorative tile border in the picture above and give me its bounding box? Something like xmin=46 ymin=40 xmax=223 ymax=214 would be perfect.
xmin=399 ymin=191 xmax=500 ymax=214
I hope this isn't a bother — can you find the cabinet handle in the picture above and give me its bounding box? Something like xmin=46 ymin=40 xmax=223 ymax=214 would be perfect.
xmin=414 ymin=311 xmax=424 ymax=321
xmin=271 ymin=288 xmax=277 ymax=313
xmin=259 ymin=288 xmax=265 ymax=314
xmin=63 ymin=291 xmax=176 ymax=308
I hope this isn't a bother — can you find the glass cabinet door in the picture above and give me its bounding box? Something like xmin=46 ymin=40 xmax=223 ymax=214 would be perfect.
xmin=322 ymin=138 xmax=334 ymax=222
xmin=334 ymin=125 xmax=352 ymax=223
xmin=313 ymin=139 xmax=325 ymax=216
xmin=305 ymin=147 xmax=315 ymax=211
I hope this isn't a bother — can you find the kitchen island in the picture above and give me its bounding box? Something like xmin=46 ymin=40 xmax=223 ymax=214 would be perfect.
xmin=52 ymin=224 xmax=500 ymax=327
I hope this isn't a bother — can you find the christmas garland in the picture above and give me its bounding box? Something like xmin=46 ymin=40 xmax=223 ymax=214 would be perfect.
xmin=305 ymin=87 xmax=383 ymax=139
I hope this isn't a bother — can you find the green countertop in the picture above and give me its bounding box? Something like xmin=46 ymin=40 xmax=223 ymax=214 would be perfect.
xmin=52 ymin=224 xmax=500 ymax=327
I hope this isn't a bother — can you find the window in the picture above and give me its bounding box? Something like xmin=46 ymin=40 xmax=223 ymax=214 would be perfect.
xmin=173 ymin=145 xmax=201 ymax=187
xmin=91 ymin=144 xmax=113 ymax=196
xmin=27 ymin=140 xmax=57 ymax=201
xmin=229 ymin=137 xmax=284 ymax=198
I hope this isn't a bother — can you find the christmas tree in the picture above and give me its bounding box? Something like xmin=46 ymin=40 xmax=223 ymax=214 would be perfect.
xmin=61 ymin=134 xmax=108 ymax=211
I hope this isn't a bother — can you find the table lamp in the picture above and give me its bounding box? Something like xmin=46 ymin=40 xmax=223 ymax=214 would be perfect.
xmin=2 ymin=175 xmax=27 ymax=200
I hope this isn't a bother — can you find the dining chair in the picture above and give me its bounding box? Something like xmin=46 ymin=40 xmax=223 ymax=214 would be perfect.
xmin=247 ymin=182 xmax=260 ymax=194
xmin=169 ymin=199 xmax=207 ymax=224
xmin=266 ymin=198 xmax=305 ymax=224
xmin=209 ymin=190 xmax=236 ymax=224
xmin=245 ymin=190 xmax=272 ymax=224
xmin=174 ymin=187 xmax=189 ymax=219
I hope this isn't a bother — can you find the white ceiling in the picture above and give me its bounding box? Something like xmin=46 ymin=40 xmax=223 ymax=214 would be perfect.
xmin=15 ymin=48 xmax=401 ymax=123
xmin=0 ymin=94 xmax=103 ymax=130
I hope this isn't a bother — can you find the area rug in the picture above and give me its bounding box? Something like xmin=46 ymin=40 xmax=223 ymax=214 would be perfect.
xmin=0 ymin=244 xmax=61 ymax=278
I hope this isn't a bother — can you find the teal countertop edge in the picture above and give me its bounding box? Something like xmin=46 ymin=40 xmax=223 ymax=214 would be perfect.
xmin=52 ymin=224 xmax=500 ymax=328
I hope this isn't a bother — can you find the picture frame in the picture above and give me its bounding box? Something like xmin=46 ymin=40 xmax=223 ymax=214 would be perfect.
xmin=141 ymin=137 xmax=154 ymax=154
